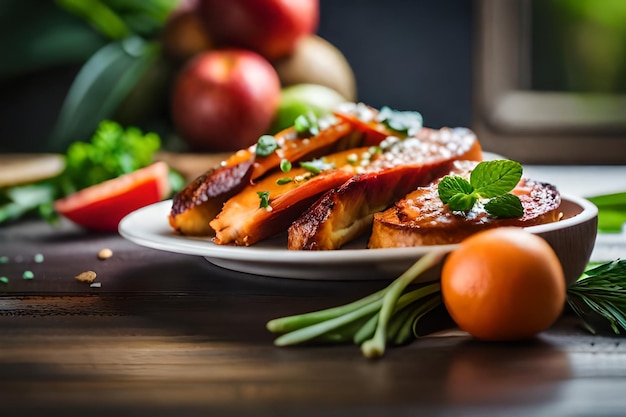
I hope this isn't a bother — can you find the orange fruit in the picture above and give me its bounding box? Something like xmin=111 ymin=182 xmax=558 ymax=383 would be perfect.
xmin=440 ymin=227 xmax=566 ymax=341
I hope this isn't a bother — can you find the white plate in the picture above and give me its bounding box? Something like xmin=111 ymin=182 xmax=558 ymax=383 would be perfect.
xmin=118 ymin=194 xmax=598 ymax=281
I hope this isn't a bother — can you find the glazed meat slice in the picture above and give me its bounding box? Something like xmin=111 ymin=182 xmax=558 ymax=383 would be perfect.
xmin=368 ymin=161 xmax=562 ymax=248
xmin=288 ymin=127 xmax=483 ymax=250
xmin=169 ymin=120 xmax=359 ymax=236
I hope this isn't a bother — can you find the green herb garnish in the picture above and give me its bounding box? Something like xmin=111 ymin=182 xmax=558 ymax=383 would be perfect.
xmin=294 ymin=112 xmax=320 ymax=137
xmin=375 ymin=106 xmax=423 ymax=137
xmin=280 ymin=159 xmax=292 ymax=172
xmin=256 ymin=191 xmax=270 ymax=209
xmin=255 ymin=135 xmax=279 ymax=157
xmin=567 ymin=259 xmax=626 ymax=335
xmin=300 ymin=158 xmax=335 ymax=175
xmin=276 ymin=177 xmax=292 ymax=185
xmin=438 ymin=160 xmax=524 ymax=218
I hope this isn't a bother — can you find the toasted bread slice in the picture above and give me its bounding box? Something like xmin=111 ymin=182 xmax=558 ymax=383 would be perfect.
xmin=288 ymin=128 xmax=483 ymax=250
xmin=368 ymin=161 xmax=562 ymax=248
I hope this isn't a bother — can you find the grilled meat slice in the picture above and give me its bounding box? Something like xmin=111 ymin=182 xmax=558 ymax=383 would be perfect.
xmin=209 ymin=148 xmax=362 ymax=246
xmin=288 ymin=127 xmax=483 ymax=250
xmin=168 ymin=120 xmax=361 ymax=236
xmin=368 ymin=161 xmax=562 ymax=248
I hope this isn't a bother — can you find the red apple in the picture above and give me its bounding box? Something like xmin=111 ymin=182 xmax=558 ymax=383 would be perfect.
xmin=198 ymin=0 xmax=319 ymax=60
xmin=171 ymin=48 xmax=281 ymax=151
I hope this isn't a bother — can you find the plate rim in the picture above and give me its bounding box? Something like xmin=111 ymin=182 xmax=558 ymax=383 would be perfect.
xmin=118 ymin=193 xmax=597 ymax=267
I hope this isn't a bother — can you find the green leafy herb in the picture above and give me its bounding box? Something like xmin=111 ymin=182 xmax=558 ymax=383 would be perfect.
xmin=61 ymin=120 xmax=161 ymax=193
xmin=300 ymin=158 xmax=335 ymax=175
xmin=255 ymin=135 xmax=279 ymax=157
xmin=280 ymin=159 xmax=292 ymax=172
xmin=567 ymin=259 xmax=626 ymax=335
xmin=257 ymin=191 xmax=270 ymax=209
xmin=294 ymin=112 xmax=320 ymax=137
xmin=375 ymin=106 xmax=423 ymax=137
xmin=438 ymin=160 xmax=524 ymax=218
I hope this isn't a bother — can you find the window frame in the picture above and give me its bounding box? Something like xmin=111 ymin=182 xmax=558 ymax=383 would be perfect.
xmin=472 ymin=0 xmax=626 ymax=164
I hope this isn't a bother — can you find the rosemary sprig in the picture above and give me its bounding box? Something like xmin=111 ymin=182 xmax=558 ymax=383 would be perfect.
xmin=566 ymin=259 xmax=626 ymax=335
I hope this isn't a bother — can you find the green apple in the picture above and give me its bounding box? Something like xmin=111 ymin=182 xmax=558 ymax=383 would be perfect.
xmin=271 ymin=83 xmax=347 ymax=133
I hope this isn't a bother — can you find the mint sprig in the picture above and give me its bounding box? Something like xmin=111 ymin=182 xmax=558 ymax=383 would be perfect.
xmin=438 ymin=160 xmax=524 ymax=218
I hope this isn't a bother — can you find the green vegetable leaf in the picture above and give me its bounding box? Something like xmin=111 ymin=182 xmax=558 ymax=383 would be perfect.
xmin=49 ymin=37 xmax=159 ymax=152
xmin=587 ymin=192 xmax=626 ymax=233
xmin=255 ymin=135 xmax=279 ymax=157
xmin=471 ymin=160 xmax=523 ymax=198
xmin=484 ymin=193 xmax=524 ymax=218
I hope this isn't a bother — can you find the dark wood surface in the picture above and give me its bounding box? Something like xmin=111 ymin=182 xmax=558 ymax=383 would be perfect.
xmin=2 ymin=218 xmax=626 ymax=416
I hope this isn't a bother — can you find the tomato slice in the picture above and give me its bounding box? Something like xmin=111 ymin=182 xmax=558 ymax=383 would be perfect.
xmin=54 ymin=161 xmax=171 ymax=232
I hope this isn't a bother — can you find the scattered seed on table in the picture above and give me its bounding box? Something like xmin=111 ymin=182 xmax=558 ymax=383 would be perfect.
xmin=97 ymin=248 xmax=113 ymax=260
xmin=34 ymin=253 xmax=44 ymax=263
xmin=0 ymin=256 xmax=8 ymax=264
xmin=22 ymin=270 xmax=34 ymax=280
xmin=0 ymin=277 xmax=8 ymax=284
xmin=75 ymin=270 xmax=97 ymax=283
xmin=90 ymin=282 xmax=102 ymax=288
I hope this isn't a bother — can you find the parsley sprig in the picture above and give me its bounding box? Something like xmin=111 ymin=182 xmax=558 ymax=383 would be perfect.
xmin=567 ymin=259 xmax=626 ymax=335
xmin=438 ymin=160 xmax=524 ymax=219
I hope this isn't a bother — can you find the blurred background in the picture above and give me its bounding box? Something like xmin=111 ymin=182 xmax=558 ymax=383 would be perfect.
xmin=0 ymin=0 xmax=624 ymax=162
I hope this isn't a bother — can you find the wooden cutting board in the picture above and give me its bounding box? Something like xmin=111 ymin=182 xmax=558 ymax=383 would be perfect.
xmin=0 ymin=152 xmax=230 ymax=188
xmin=0 ymin=153 xmax=65 ymax=187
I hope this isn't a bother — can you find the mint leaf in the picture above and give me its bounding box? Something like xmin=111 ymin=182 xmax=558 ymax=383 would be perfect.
xmin=484 ymin=193 xmax=524 ymax=218
xmin=447 ymin=193 xmax=477 ymax=212
xmin=438 ymin=176 xmax=474 ymax=204
xmin=437 ymin=160 xmax=524 ymax=219
xmin=470 ymin=160 xmax=522 ymax=198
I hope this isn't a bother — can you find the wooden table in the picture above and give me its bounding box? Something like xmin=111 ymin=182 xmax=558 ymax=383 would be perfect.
xmin=2 ymin=217 xmax=626 ymax=416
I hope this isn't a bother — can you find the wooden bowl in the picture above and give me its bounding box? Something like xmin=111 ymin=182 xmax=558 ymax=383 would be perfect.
xmin=526 ymin=194 xmax=598 ymax=286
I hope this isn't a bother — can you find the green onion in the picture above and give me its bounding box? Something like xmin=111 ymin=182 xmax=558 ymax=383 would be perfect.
xmin=276 ymin=177 xmax=293 ymax=185
xmin=280 ymin=159 xmax=292 ymax=172
xmin=256 ymin=191 xmax=270 ymax=209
